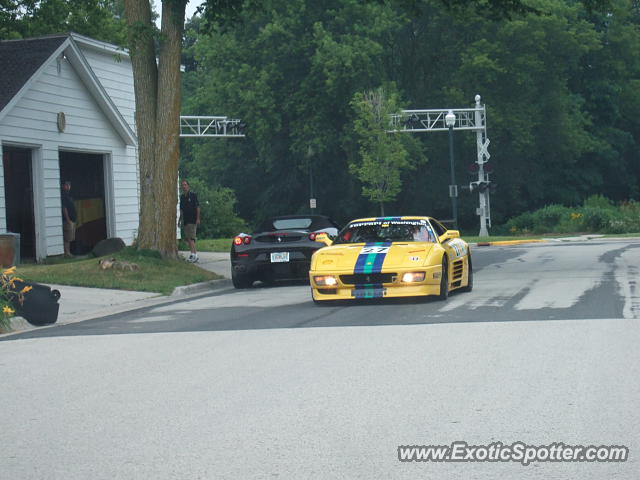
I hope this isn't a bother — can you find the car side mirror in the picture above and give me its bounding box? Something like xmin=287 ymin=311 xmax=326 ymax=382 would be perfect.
xmin=314 ymin=233 xmax=333 ymax=246
xmin=439 ymin=230 xmax=460 ymax=242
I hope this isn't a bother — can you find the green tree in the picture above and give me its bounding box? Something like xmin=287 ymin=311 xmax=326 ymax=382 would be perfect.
xmin=386 ymin=0 xmax=636 ymax=226
xmin=0 ymin=0 xmax=128 ymax=44
xmin=349 ymin=86 xmax=422 ymax=215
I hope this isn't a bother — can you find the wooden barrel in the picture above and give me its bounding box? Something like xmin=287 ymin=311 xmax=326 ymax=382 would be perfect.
xmin=0 ymin=234 xmax=18 ymax=267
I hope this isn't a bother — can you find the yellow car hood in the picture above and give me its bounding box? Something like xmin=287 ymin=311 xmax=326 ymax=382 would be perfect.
xmin=313 ymin=243 xmax=435 ymax=271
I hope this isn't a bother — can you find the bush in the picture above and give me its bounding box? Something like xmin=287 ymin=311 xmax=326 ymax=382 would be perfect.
xmin=603 ymin=200 xmax=640 ymax=233
xmin=182 ymin=179 xmax=247 ymax=238
xmin=505 ymin=211 xmax=535 ymax=234
xmin=0 ymin=266 xmax=31 ymax=332
xmin=583 ymin=194 xmax=616 ymax=210
xmin=578 ymin=207 xmax=616 ymax=232
xmin=502 ymin=196 xmax=640 ymax=235
xmin=531 ymin=205 xmax=572 ymax=233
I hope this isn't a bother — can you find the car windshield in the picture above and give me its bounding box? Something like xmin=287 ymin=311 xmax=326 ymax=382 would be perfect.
xmin=271 ymin=218 xmax=313 ymax=230
xmin=334 ymin=219 xmax=437 ymax=244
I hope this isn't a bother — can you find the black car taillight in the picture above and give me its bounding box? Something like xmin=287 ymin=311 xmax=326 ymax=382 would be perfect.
xmin=233 ymin=235 xmax=252 ymax=246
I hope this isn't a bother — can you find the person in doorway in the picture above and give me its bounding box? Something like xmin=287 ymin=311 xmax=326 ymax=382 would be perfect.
xmin=179 ymin=179 xmax=200 ymax=263
xmin=61 ymin=180 xmax=77 ymax=257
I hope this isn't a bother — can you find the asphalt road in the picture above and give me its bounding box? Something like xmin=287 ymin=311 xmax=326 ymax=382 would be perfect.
xmin=1 ymin=239 xmax=639 ymax=479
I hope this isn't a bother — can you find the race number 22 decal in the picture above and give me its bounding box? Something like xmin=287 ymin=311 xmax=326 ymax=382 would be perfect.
xmin=360 ymin=246 xmax=390 ymax=254
xmin=354 ymin=242 xmax=392 ymax=274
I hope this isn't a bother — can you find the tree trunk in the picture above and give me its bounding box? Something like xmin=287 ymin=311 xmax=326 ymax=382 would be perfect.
xmin=124 ymin=0 xmax=186 ymax=258
xmin=380 ymin=202 xmax=385 ymax=216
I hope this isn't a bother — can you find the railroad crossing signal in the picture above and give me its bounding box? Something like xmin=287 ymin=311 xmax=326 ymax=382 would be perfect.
xmin=464 ymin=180 xmax=497 ymax=193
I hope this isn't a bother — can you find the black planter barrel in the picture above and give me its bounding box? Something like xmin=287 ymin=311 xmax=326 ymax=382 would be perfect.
xmin=10 ymin=280 xmax=61 ymax=326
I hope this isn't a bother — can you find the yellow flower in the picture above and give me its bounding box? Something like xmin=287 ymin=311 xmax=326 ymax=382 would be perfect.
xmin=20 ymin=285 xmax=32 ymax=294
xmin=3 ymin=266 xmax=16 ymax=275
xmin=3 ymin=305 xmax=14 ymax=314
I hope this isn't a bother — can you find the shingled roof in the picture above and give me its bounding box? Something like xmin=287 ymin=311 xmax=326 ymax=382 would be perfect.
xmin=0 ymin=34 xmax=68 ymax=113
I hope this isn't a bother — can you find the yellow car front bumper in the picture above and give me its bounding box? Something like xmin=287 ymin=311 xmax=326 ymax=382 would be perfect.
xmin=310 ymin=264 xmax=443 ymax=301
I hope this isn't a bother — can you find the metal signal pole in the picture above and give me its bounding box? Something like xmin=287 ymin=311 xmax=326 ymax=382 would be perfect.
xmin=445 ymin=111 xmax=458 ymax=230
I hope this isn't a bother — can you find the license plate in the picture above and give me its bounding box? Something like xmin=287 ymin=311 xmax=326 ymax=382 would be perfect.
xmin=352 ymin=287 xmax=386 ymax=299
xmin=270 ymin=252 xmax=289 ymax=263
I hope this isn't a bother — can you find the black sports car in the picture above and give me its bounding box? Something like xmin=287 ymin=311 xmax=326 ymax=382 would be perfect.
xmin=230 ymin=215 xmax=340 ymax=288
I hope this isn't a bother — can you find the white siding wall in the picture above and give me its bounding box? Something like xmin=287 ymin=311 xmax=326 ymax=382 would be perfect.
xmin=79 ymin=46 xmax=136 ymax=132
xmin=0 ymin=149 xmax=5 ymax=231
xmin=79 ymin=44 xmax=140 ymax=208
xmin=0 ymin=46 xmax=139 ymax=258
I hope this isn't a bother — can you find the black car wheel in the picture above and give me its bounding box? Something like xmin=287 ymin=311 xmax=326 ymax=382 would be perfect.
xmin=232 ymin=272 xmax=253 ymax=289
xmin=461 ymin=256 xmax=473 ymax=292
xmin=438 ymin=257 xmax=449 ymax=301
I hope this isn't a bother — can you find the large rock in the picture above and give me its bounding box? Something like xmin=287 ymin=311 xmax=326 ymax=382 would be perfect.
xmin=92 ymin=237 xmax=126 ymax=257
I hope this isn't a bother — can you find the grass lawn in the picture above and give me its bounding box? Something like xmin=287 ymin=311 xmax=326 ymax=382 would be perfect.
xmin=17 ymin=247 xmax=221 ymax=295
xmin=603 ymin=232 xmax=640 ymax=238
xmin=462 ymin=232 xmax=640 ymax=243
xmin=177 ymin=232 xmax=640 ymax=252
xmin=178 ymin=238 xmax=231 ymax=252
xmin=461 ymin=234 xmax=550 ymax=243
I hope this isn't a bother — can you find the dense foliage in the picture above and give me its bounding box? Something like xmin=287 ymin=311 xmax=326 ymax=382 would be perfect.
xmin=180 ymin=0 xmax=639 ymax=233
xmin=349 ymin=86 xmax=424 ymax=215
xmin=0 ymin=0 xmax=128 ymax=44
xmin=501 ymin=195 xmax=640 ymax=234
xmin=183 ymin=178 xmax=247 ymax=237
xmin=2 ymin=0 xmax=635 ymax=237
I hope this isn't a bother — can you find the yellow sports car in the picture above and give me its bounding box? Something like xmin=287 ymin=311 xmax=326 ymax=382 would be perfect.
xmin=309 ymin=216 xmax=472 ymax=302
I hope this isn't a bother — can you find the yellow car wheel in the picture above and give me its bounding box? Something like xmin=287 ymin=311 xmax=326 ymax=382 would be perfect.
xmin=438 ymin=257 xmax=449 ymax=301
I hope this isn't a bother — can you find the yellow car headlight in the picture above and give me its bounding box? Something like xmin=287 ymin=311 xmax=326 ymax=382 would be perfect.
xmin=401 ymin=272 xmax=426 ymax=283
xmin=314 ymin=275 xmax=338 ymax=286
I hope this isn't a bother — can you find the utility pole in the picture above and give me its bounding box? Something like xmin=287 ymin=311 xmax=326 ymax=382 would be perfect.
xmin=308 ymin=145 xmax=316 ymax=212
xmin=445 ymin=111 xmax=458 ymax=230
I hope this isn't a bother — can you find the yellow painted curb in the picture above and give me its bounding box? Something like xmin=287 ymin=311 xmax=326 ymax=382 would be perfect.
xmin=477 ymin=239 xmax=548 ymax=246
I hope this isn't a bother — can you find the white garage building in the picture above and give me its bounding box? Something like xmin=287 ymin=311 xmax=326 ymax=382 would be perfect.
xmin=0 ymin=33 xmax=139 ymax=261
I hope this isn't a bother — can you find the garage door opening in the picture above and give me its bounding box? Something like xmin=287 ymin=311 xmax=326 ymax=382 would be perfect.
xmin=59 ymin=151 xmax=107 ymax=254
xmin=2 ymin=146 xmax=36 ymax=260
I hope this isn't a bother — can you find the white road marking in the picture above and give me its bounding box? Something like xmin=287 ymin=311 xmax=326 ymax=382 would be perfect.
xmin=440 ymin=243 xmax=619 ymax=312
xmin=615 ymin=248 xmax=640 ymax=319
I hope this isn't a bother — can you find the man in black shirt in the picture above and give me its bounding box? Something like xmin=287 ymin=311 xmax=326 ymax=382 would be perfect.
xmin=179 ymin=179 xmax=200 ymax=262
xmin=61 ymin=180 xmax=77 ymax=257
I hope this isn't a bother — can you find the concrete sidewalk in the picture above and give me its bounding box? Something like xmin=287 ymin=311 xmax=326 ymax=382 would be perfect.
xmin=185 ymin=251 xmax=231 ymax=278
xmin=3 ymin=251 xmax=233 ymax=336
